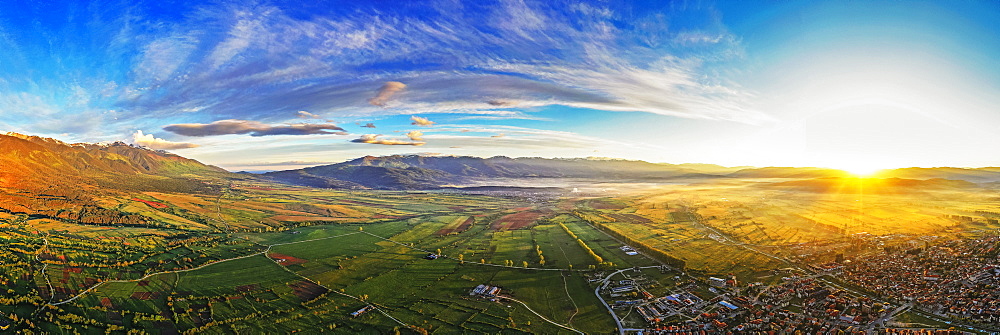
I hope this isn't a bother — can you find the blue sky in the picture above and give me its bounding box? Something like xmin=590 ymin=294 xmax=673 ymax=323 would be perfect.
xmin=2 ymin=0 xmax=999 ymax=172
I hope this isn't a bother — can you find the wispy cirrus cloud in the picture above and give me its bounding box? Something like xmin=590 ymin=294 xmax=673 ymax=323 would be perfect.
xmin=80 ymin=0 xmax=760 ymax=127
xmin=0 ymin=0 xmax=770 ymax=166
xmin=163 ymin=119 xmax=347 ymax=137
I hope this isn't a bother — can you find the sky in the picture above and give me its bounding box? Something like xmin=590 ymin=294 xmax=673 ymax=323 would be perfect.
xmin=1 ymin=0 xmax=999 ymax=172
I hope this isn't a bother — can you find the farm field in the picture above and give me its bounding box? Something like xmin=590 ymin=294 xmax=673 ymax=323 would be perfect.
xmin=570 ymin=178 xmax=1000 ymax=275
xmin=1 ymin=181 xmax=640 ymax=334
xmin=5 ymin=177 xmax=1000 ymax=333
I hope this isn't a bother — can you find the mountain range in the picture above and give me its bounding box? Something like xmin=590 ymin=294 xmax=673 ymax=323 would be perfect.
xmin=3 ymin=132 xmax=1000 ymax=193
xmin=0 ymin=132 xmax=226 ymax=191
xmin=0 ymin=132 xmax=231 ymax=223
xmin=259 ymin=155 xmax=730 ymax=190
xmin=260 ymin=154 xmax=1000 ymax=190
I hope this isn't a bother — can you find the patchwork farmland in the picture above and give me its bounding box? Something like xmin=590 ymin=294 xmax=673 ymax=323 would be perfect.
xmin=5 ymin=178 xmax=1000 ymax=333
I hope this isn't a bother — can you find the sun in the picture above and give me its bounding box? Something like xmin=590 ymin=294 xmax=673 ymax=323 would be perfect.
xmin=814 ymin=150 xmax=899 ymax=177
xmin=833 ymin=162 xmax=884 ymax=177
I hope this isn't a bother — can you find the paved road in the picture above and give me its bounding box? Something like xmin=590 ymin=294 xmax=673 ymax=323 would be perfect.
xmin=593 ymin=266 xmax=666 ymax=335
xmin=594 ymin=268 xmax=629 ymax=335
xmin=869 ymin=303 xmax=912 ymax=331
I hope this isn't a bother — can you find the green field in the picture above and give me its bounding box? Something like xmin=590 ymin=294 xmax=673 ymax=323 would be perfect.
xmin=6 ymin=177 xmax=1000 ymax=333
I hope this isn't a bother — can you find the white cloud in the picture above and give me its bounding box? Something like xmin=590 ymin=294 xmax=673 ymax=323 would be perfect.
xmin=164 ymin=119 xmax=348 ymax=137
xmin=351 ymin=134 xmax=424 ymax=146
xmin=297 ymin=111 xmax=320 ymax=118
xmin=0 ymin=92 xmax=59 ymax=117
xmin=0 ymin=1 xmax=767 ymax=154
xmin=368 ymin=81 xmax=406 ymax=106
xmin=102 ymin=2 xmax=762 ymax=126
xmin=673 ymin=31 xmax=725 ymax=45
xmin=136 ymin=35 xmax=199 ymax=82
xmin=206 ymin=13 xmax=263 ymax=69
xmin=132 ymin=130 xmax=199 ymax=149
xmin=494 ymin=0 xmax=546 ymax=41
xmin=410 ymin=115 xmax=436 ymax=126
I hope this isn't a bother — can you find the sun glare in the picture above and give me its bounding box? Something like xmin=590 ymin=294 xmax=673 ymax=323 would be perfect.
xmin=835 ymin=163 xmax=883 ymax=177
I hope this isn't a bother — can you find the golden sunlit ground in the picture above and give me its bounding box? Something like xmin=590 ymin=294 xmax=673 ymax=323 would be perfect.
xmin=569 ymin=177 xmax=1000 ymax=276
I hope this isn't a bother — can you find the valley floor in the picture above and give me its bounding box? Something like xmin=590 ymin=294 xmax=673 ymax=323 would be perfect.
xmin=1 ymin=179 xmax=998 ymax=334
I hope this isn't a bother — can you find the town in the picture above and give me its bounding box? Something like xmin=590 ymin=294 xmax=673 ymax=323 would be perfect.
xmin=577 ymin=234 xmax=1000 ymax=334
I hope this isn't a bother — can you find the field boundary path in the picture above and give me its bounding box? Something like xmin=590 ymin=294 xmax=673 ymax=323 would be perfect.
xmin=505 ymin=297 xmax=585 ymax=334
xmin=35 ymin=236 xmax=56 ymax=305
xmin=561 ymin=274 xmax=580 ymax=326
xmin=361 ymin=231 xmax=569 ymax=271
xmin=49 ymin=232 xmax=362 ymax=306
xmin=262 ymin=235 xmax=410 ymax=327
xmin=46 ymin=226 xmax=626 ymax=333
xmin=360 ymin=231 xmax=600 ymax=332
xmin=50 ymin=249 xmax=268 ymax=306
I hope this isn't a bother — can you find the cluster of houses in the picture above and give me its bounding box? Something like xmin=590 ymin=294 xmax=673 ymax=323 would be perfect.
xmin=633 ymin=292 xmax=707 ymax=324
xmin=841 ymin=236 xmax=1000 ymax=328
xmin=879 ymin=329 xmax=968 ymax=334
xmin=758 ymin=277 xmax=895 ymax=325
xmin=469 ymin=284 xmax=502 ymax=300
xmin=600 ymin=237 xmax=997 ymax=333
xmin=811 ymin=262 xmax=846 ymax=273
xmin=707 ymin=275 xmax=738 ymax=288
xmin=630 ymin=274 xmax=908 ymax=333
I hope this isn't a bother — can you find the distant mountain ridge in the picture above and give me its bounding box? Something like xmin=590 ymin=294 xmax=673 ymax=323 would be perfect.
xmin=0 ymin=132 xmax=234 ymax=226
xmin=0 ymin=132 xmax=227 ymax=191
xmin=261 ymin=155 xmax=1000 ymax=190
xmin=874 ymin=167 xmax=1000 ymax=183
xmin=5 ymin=131 xmax=997 ymax=193
xmin=262 ymin=155 xmax=733 ymax=190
